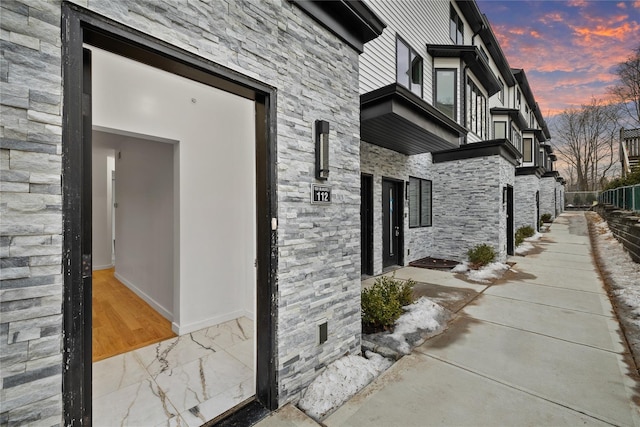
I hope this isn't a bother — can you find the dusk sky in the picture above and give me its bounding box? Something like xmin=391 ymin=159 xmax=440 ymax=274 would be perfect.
xmin=476 ymin=0 xmax=640 ymax=117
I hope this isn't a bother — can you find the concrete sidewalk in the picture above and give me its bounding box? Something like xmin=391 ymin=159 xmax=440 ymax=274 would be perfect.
xmin=258 ymin=212 xmax=640 ymax=426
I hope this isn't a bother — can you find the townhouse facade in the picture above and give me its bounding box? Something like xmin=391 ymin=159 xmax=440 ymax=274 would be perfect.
xmin=1 ymin=0 xmax=385 ymax=425
xmin=1 ymin=0 xmax=563 ymax=425
xmin=358 ymin=0 xmax=563 ymax=274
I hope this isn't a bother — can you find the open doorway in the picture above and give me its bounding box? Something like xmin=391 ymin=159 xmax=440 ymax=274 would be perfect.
xmin=62 ymin=5 xmax=277 ymax=425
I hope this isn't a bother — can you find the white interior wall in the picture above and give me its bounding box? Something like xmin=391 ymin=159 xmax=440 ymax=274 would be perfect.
xmin=91 ymin=139 xmax=115 ymax=270
xmin=91 ymin=46 xmax=256 ymax=335
xmin=114 ymin=134 xmax=175 ymax=320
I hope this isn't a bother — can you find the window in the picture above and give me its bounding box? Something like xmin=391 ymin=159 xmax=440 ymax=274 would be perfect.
xmin=512 ymin=127 xmax=522 ymax=153
xmin=523 ymin=137 xmax=533 ymax=162
xmin=449 ymin=5 xmax=464 ymax=44
xmin=516 ymin=89 xmax=521 ymax=109
xmin=465 ymin=77 xmax=487 ymax=138
xmin=396 ymin=37 xmax=423 ymax=97
xmin=498 ymin=78 xmax=504 ymax=103
xmin=494 ymin=121 xmax=507 ymax=139
xmin=435 ymin=69 xmax=456 ymax=120
xmin=409 ymin=177 xmax=432 ymax=228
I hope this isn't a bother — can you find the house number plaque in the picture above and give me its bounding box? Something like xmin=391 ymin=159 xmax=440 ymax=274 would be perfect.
xmin=311 ymin=184 xmax=332 ymax=204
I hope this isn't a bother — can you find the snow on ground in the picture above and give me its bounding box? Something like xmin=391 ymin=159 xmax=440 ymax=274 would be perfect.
xmin=515 ymin=242 xmax=535 ymax=255
xmin=590 ymin=214 xmax=640 ymax=321
xmin=388 ymin=297 xmax=450 ymax=354
xmin=297 ymin=351 xmax=393 ymax=420
xmin=453 ymin=261 xmax=510 ymax=283
xmin=515 ymin=232 xmax=543 ymax=255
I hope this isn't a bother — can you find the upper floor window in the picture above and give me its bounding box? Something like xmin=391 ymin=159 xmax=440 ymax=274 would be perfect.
xmin=409 ymin=177 xmax=432 ymax=228
xmin=466 ymin=77 xmax=487 ymax=139
xmin=494 ymin=121 xmax=507 ymax=139
xmin=523 ymin=137 xmax=533 ymax=163
xmin=450 ymin=5 xmax=464 ymax=45
xmin=498 ymin=78 xmax=504 ymax=103
xmin=512 ymin=126 xmax=522 ymax=153
xmin=516 ymin=89 xmax=521 ymax=109
xmin=435 ymin=69 xmax=456 ymax=120
xmin=396 ymin=37 xmax=423 ymax=97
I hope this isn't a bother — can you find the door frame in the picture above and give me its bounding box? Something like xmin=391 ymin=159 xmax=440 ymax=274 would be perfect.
xmin=361 ymin=174 xmax=374 ymax=276
xmin=61 ymin=3 xmax=279 ymax=424
xmin=381 ymin=177 xmax=404 ymax=269
xmin=506 ymin=185 xmax=514 ymax=256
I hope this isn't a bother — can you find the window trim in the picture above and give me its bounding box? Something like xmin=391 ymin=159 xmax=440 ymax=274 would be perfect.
xmin=449 ymin=4 xmax=464 ymax=45
xmin=465 ymin=76 xmax=487 ymax=139
xmin=409 ymin=177 xmax=432 ymax=228
xmin=434 ymin=68 xmax=457 ymax=121
xmin=396 ymin=36 xmax=423 ymax=98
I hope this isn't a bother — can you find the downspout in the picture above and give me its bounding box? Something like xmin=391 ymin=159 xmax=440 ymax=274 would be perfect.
xmin=462 ymin=60 xmax=469 ymax=145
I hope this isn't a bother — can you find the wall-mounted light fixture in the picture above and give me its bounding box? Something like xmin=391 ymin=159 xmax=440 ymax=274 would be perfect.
xmin=315 ymin=119 xmax=329 ymax=180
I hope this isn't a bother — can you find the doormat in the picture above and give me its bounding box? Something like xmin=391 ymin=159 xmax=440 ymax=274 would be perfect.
xmin=408 ymin=257 xmax=460 ymax=270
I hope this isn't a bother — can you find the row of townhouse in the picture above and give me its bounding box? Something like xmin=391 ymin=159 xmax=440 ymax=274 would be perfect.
xmin=359 ymin=0 xmax=564 ymax=277
xmin=0 ymin=0 xmax=563 ymax=425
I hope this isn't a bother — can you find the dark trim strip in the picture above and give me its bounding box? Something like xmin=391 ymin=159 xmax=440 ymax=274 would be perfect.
xmin=516 ymin=166 xmax=544 ymax=178
xmin=432 ymin=139 xmax=521 ymax=165
xmin=289 ymin=0 xmax=385 ymax=53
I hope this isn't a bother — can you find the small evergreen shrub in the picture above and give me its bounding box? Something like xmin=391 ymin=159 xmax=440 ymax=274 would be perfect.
xmin=361 ymin=276 xmax=415 ymax=333
xmin=540 ymin=213 xmax=552 ymax=223
xmin=467 ymin=244 xmax=496 ymax=268
xmin=585 ymin=193 xmax=597 ymax=204
xmin=573 ymin=193 xmax=583 ymax=205
xmin=515 ymin=225 xmax=536 ymax=247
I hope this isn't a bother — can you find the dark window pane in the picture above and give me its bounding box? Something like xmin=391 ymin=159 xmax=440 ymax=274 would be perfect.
xmin=409 ymin=177 xmax=419 ymax=227
xmin=420 ymin=180 xmax=432 ymax=226
xmin=436 ymin=70 xmax=455 ymax=120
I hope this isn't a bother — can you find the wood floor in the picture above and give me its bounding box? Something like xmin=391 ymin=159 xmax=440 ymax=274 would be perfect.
xmin=92 ymin=268 xmax=176 ymax=362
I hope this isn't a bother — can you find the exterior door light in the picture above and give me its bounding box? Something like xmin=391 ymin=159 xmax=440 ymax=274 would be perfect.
xmin=315 ymin=119 xmax=329 ymax=180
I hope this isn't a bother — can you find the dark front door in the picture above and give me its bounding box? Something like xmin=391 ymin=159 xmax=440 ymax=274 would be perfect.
xmin=382 ymin=179 xmax=403 ymax=268
xmin=506 ymin=185 xmax=515 ymax=256
xmin=361 ymin=175 xmax=373 ymax=276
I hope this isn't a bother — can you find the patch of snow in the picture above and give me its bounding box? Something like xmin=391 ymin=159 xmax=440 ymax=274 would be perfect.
xmin=466 ymin=262 xmax=510 ymax=283
xmin=590 ymin=214 xmax=640 ymax=316
xmin=389 ymin=297 xmax=450 ymax=354
xmin=451 ymin=261 xmax=469 ymax=273
xmin=515 ymin=242 xmax=535 ymax=255
xmin=525 ymin=232 xmax=543 ymax=242
xmin=298 ymin=351 xmax=392 ymax=420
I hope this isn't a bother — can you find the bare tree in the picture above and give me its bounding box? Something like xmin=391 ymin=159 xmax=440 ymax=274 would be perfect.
xmin=552 ymin=99 xmax=620 ymax=191
xmin=608 ymin=45 xmax=640 ymax=127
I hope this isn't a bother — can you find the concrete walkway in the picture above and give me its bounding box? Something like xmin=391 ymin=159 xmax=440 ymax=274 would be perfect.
xmin=258 ymin=212 xmax=640 ymax=426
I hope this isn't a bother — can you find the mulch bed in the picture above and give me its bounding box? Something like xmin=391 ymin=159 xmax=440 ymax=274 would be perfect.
xmin=409 ymin=256 xmax=460 ymax=270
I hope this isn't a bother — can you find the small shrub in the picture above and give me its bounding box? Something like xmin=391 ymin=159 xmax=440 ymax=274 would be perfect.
xmin=467 ymin=244 xmax=496 ymax=268
xmin=515 ymin=225 xmax=536 ymax=247
xmin=540 ymin=213 xmax=552 ymax=223
xmin=573 ymin=193 xmax=583 ymax=205
xmin=361 ymin=276 xmax=415 ymax=333
xmin=585 ymin=193 xmax=597 ymax=204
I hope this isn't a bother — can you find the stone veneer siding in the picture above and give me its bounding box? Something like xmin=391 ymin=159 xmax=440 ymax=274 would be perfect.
xmin=1 ymin=0 xmax=365 ymax=423
xmin=360 ymin=142 xmax=434 ymax=275
xmin=540 ymin=176 xmax=558 ymax=219
xmin=432 ymin=155 xmax=515 ymax=263
xmin=514 ymin=174 xmax=540 ymax=231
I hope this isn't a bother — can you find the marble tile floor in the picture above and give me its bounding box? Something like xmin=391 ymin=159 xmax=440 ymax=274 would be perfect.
xmin=93 ymin=317 xmax=255 ymax=426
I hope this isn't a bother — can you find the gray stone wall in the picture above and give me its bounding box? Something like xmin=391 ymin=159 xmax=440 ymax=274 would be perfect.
xmin=1 ymin=0 xmax=65 ymax=424
xmin=540 ymin=177 xmax=557 ymax=220
xmin=1 ymin=0 xmax=365 ymax=421
xmin=515 ymin=175 xmax=540 ymax=231
xmin=557 ymin=181 xmax=565 ymax=215
xmin=360 ymin=142 xmax=434 ymax=275
xmin=431 ymin=156 xmax=514 ymax=263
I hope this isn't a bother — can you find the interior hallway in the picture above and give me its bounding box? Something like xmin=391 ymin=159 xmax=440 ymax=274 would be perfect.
xmin=92 ymin=268 xmax=176 ymax=362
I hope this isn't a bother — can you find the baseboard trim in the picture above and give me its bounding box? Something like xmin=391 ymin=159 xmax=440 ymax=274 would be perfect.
xmin=114 ymin=271 xmax=173 ymax=322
